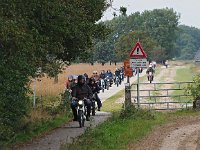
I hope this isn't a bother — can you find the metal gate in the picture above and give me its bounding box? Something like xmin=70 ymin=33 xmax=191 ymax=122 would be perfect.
xmin=130 ymin=81 xmax=194 ymax=110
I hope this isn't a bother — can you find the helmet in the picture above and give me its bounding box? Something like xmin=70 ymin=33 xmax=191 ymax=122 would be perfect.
xmin=149 ymin=65 xmax=152 ymax=68
xmin=68 ymin=75 xmax=73 ymax=81
xmin=77 ymin=75 xmax=85 ymax=85
xmin=83 ymin=73 xmax=88 ymax=78
xmin=93 ymin=70 xmax=98 ymax=74
xmin=89 ymin=77 xmax=95 ymax=84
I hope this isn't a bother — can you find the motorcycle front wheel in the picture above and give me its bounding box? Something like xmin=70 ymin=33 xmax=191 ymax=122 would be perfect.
xmin=78 ymin=110 xmax=85 ymax=128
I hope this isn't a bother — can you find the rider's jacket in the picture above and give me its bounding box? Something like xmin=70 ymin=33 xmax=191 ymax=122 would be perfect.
xmin=100 ymin=73 xmax=106 ymax=79
xmin=146 ymin=68 xmax=155 ymax=74
xmin=88 ymin=83 xmax=101 ymax=94
xmin=106 ymin=72 xmax=113 ymax=78
xmin=71 ymin=83 xmax=93 ymax=100
xmin=115 ymin=70 xmax=120 ymax=76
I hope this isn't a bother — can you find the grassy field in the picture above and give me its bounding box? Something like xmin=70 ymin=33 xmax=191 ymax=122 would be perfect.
xmin=172 ymin=63 xmax=198 ymax=102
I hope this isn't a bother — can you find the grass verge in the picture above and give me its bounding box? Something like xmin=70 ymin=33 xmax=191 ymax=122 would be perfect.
xmin=6 ymin=111 xmax=72 ymax=150
xmin=172 ymin=65 xmax=195 ymax=102
xmin=61 ymin=106 xmax=200 ymax=150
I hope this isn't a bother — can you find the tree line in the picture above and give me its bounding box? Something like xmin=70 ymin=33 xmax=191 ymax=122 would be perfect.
xmin=92 ymin=8 xmax=200 ymax=63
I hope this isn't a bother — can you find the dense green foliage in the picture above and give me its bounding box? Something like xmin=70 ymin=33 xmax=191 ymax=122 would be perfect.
xmin=175 ymin=25 xmax=200 ymax=59
xmin=187 ymin=74 xmax=200 ymax=101
xmin=0 ymin=0 xmax=108 ymax=145
xmin=93 ymin=8 xmax=180 ymax=62
xmin=94 ymin=8 xmax=200 ymax=62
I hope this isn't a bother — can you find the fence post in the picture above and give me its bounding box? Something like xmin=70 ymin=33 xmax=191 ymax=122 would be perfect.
xmin=33 ymin=79 xmax=36 ymax=108
xmin=137 ymin=68 xmax=140 ymax=108
xmin=125 ymin=82 xmax=132 ymax=109
xmin=167 ymin=102 xmax=169 ymax=110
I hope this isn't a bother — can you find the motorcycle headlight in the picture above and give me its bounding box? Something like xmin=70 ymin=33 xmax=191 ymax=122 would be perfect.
xmin=78 ymin=100 xmax=83 ymax=105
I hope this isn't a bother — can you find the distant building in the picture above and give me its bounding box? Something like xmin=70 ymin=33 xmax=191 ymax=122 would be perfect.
xmin=195 ymin=49 xmax=200 ymax=65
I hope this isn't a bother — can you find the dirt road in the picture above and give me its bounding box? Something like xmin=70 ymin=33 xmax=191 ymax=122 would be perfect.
xmin=127 ymin=116 xmax=200 ymax=150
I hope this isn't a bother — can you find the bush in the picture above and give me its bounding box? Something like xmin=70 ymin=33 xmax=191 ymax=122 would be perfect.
xmin=187 ymin=74 xmax=200 ymax=108
xmin=120 ymin=104 xmax=155 ymax=120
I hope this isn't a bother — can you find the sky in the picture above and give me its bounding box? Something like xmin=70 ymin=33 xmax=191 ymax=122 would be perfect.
xmin=101 ymin=0 xmax=200 ymax=29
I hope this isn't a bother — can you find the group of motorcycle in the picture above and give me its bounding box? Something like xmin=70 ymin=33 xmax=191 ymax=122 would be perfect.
xmin=98 ymin=71 xmax=124 ymax=92
xmin=74 ymin=69 xmax=125 ymax=128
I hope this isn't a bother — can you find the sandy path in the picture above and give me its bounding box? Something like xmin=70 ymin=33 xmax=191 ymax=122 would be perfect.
xmin=127 ymin=116 xmax=200 ymax=150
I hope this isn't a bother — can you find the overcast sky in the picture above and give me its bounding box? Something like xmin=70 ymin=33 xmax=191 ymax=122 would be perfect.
xmin=101 ymin=0 xmax=200 ymax=29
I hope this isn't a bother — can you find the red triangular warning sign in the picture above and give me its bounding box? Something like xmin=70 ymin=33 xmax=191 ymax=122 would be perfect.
xmin=130 ymin=42 xmax=147 ymax=58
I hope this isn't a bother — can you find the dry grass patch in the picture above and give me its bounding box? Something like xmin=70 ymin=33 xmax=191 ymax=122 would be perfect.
xmin=30 ymin=63 xmax=122 ymax=96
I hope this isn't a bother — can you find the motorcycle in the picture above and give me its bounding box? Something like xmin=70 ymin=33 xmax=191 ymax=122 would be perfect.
xmin=105 ymin=76 xmax=110 ymax=90
xmin=120 ymin=72 xmax=124 ymax=81
xmin=115 ymin=76 xmax=120 ymax=87
xmin=76 ymin=98 xmax=87 ymax=128
xmin=100 ymin=78 xmax=105 ymax=93
xmin=91 ymin=93 xmax=98 ymax=116
xmin=148 ymin=72 xmax=153 ymax=83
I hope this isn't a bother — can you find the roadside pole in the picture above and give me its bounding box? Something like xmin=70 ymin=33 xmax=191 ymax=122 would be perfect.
xmin=129 ymin=41 xmax=147 ymax=108
xmin=137 ymin=68 xmax=140 ymax=107
xmin=125 ymin=76 xmax=131 ymax=109
xmin=33 ymin=79 xmax=36 ymax=108
xmin=124 ymin=60 xmax=132 ymax=110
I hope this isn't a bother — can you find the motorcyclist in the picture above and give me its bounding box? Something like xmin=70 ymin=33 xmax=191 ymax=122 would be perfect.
xmin=88 ymin=77 xmax=102 ymax=111
xmin=71 ymin=75 xmax=93 ymax=121
xmin=146 ymin=65 xmax=155 ymax=81
xmin=165 ymin=60 xmax=169 ymax=68
xmin=99 ymin=70 xmax=106 ymax=80
xmin=99 ymin=70 xmax=106 ymax=89
xmin=105 ymin=69 xmax=113 ymax=86
xmin=83 ymin=73 xmax=89 ymax=84
xmin=65 ymin=75 xmax=76 ymax=90
xmin=114 ymin=68 xmax=121 ymax=84
xmin=92 ymin=71 xmax=100 ymax=82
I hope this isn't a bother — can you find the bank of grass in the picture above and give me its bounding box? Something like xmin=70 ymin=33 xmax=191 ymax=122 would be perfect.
xmin=172 ymin=65 xmax=196 ymax=102
xmin=7 ymin=113 xmax=71 ymax=149
xmin=61 ymin=109 xmax=167 ymax=150
xmin=101 ymin=89 xmax=124 ymax=112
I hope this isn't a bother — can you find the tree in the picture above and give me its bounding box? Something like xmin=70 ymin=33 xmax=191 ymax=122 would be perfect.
xmin=175 ymin=25 xmax=200 ymax=59
xmin=115 ymin=31 xmax=158 ymax=61
xmin=93 ymin=8 xmax=180 ymax=62
xmin=141 ymin=8 xmax=180 ymax=59
xmin=0 ymin=0 xmax=108 ymax=144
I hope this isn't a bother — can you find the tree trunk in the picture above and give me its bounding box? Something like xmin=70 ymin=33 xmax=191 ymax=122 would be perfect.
xmin=54 ymin=75 xmax=58 ymax=84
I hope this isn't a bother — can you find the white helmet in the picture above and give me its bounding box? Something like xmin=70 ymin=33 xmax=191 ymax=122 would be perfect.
xmin=149 ymin=65 xmax=152 ymax=68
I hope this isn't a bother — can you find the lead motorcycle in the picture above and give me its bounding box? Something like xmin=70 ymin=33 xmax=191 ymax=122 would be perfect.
xmin=73 ymin=98 xmax=87 ymax=128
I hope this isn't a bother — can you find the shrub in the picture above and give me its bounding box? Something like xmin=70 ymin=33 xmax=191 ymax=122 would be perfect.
xmin=187 ymin=74 xmax=200 ymax=108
